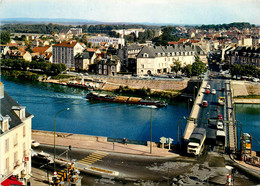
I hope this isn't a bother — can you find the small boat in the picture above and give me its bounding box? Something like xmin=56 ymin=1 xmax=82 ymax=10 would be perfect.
xmin=86 ymin=92 xmax=167 ymax=108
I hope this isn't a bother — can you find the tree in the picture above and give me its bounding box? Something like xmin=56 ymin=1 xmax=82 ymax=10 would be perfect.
xmin=0 ymin=31 xmax=11 ymax=44
xmin=182 ymin=64 xmax=192 ymax=77
xmin=171 ymin=59 xmax=182 ymax=73
xmin=191 ymin=55 xmax=207 ymax=76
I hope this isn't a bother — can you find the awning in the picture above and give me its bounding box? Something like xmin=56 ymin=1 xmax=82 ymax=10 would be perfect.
xmin=1 ymin=176 xmax=23 ymax=186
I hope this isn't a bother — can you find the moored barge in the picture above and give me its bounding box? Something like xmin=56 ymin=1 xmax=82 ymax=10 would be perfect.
xmin=86 ymin=92 xmax=167 ymax=108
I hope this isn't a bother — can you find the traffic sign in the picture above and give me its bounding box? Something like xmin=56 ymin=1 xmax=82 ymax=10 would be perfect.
xmin=53 ymin=171 xmax=57 ymax=177
xmin=160 ymin=137 xmax=167 ymax=143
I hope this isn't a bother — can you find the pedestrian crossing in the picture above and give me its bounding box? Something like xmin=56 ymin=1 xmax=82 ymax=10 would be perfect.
xmin=78 ymin=151 xmax=108 ymax=166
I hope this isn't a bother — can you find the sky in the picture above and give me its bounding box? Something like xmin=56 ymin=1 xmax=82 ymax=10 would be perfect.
xmin=0 ymin=0 xmax=260 ymax=25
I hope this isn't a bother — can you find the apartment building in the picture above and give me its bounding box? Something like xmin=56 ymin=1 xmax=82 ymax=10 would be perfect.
xmin=0 ymin=82 xmax=33 ymax=185
xmin=87 ymin=36 xmax=125 ymax=48
xmin=136 ymin=45 xmax=206 ymax=75
xmin=52 ymin=41 xmax=84 ymax=68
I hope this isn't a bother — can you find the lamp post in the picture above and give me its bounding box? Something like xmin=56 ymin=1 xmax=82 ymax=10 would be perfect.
xmin=193 ymin=86 xmax=197 ymax=102
xmin=150 ymin=106 xmax=153 ymax=154
xmin=187 ymin=98 xmax=192 ymax=117
xmin=54 ymin=108 xmax=70 ymax=172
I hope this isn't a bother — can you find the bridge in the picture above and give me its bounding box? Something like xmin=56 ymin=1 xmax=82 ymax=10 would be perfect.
xmin=183 ymin=70 xmax=237 ymax=152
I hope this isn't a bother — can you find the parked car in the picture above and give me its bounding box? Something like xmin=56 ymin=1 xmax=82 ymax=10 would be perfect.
xmin=206 ymin=84 xmax=211 ymax=89
xmin=221 ymin=87 xmax=225 ymax=91
xmin=218 ymin=115 xmax=223 ymax=120
xmin=211 ymin=89 xmax=216 ymax=94
xmin=31 ymin=140 xmax=40 ymax=148
xmin=202 ymin=100 xmax=208 ymax=107
xmin=205 ymin=89 xmax=210 ymax=94
xmin=32 ymin=151 xmax=54 ymax=164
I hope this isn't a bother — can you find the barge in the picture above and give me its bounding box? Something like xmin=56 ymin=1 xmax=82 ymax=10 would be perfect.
xmin=86 ymin=92 xmax=167 ymax=108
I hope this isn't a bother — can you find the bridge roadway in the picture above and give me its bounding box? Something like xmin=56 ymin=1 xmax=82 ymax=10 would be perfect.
xmin=183 ymin=70 xmax=236 ymax=151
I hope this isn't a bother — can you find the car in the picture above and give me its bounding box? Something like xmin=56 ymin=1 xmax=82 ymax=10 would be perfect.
xmin=32 ymin=151 xmax=53 ymax=164
xmin=211 ymin=89 xmax=216 ymax=94
xmin=202 ymin=100 xmax=208 ymax=107
xmin=221 ymin=87 xmax=225 ymax=91
xmin=31 ymin=140 xmax=40 ymax=148
xmin=84 ymin=72 xmax=89 ymax=76
xmin=217 ymin=121 xmax=224 ymax=130
xmin=205 ymin=89 xmax=210 ymax=94
xmin=218 ymin=115 xmax=223 ymax=120
xmin=253 ymin=78 xmax=259 ymax=82
xmin=206 ymin=84 xmax=211 ymax=89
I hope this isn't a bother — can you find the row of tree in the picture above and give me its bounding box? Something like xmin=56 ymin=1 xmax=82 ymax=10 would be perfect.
xmin=1 ymin=59 xmax=67 ymax=75
xmin=171 ymin=55 xmax=207 ymax=77
xmin=230 ymin=64 xmax=260 ymax=77
xmin=152 ymin=27 xmax=180 ymax=46
xmin=195 ymin=22 xmax=255 ymax=31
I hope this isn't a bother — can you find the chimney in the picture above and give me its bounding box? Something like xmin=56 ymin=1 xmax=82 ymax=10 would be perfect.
xmin=0 ymin=82 xmax=4 ymax=99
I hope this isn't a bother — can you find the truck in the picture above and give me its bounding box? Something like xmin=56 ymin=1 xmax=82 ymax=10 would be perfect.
xmin=187 ymin=127 xmax=206 ymax=156
xmin=218 ymin=97 xmax=225 ymax=105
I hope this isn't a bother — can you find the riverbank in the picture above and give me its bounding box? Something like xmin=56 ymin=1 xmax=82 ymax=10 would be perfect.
xmin=234 ymin=98 xmax=260 ymax=104
xmin=32 ymin=130 xmax=179 ymax=157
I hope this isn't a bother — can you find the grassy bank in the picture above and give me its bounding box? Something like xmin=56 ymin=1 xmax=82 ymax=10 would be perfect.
xmin=234 ymin=95 xmax=260 ymax=99
xmin=114 ymin=85 xmax=181 ymax=99
xmin=1 ymin=69 xmax=40 ymax=81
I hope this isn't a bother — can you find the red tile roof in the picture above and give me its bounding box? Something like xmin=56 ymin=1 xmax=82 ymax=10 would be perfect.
xmin=168 ymin=41 xmax=178 ymax=45
xmin=32 ymin=45 xmax=50 ymax=54
xmin=7 ymin=43 xmax=18 ymax=47
xmin=53 ymin=41 xmax=77 ymax=47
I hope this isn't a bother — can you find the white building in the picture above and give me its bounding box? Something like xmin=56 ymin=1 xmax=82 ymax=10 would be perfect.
xmin=136 ymin=45 xmax=206 ymax=75
xmin=52 ymin=41 xmax=84 ymax=68
xmin=112 ymin=29 xmax=145 ymax=38
xmin=87 ymin=36 xmax=125 ymax=48
xmin=0 ymin=82 xmax=33 ymax=185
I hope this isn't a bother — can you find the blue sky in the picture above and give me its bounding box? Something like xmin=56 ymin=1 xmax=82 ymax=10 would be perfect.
xmin=1 ymin=0 xmax=260 ymax=25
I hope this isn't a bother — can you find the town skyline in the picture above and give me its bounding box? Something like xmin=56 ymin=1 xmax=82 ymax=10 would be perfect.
xmin=1 ymin=0 xmax=260 ymax=25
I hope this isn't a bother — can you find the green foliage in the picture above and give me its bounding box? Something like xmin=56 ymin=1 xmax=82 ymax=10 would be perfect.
xmin=1 ymin=59 xmax=67 ymax=75
xmin=153 ymin=26 xmax=180 ymax=46
xmin=191 ymin=55 xmax=207 ymax=76
xmin=182 ymin=64 xmax=192 ymax=77
xmin=196 ymin=22 xmax=254 ymax=31
xmin=0 ymin=31 xmax=11 ymax=44
xmin=2 ymin=70 xmax=39 ymax=81
xmin=230 ymin=64 xmax=260 ymax=77
xmin=115 ymin=86 xmax=179 ymax=99
xmin=171 ymin=59 xmax=182 ymax=73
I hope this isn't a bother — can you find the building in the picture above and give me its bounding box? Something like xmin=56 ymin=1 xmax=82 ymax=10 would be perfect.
xmin=0 ymin=82 xmax=33 ymax=185
xmin=136 ymin=45 xmax=206 ymax=75
xmin=227 ymin=46 xmax=260 ymax=68
xmin=74 ymin=51 xmax=96 ymax=71
xmin=5 ymin=50 xmax=32 ymax=62
xmin=31 ymin=45 xmax=53 ymax=62
xmin=52 ymin=41 xmax=84 ymax=68
xmin=112 ymin=28 xmax=145 ymax=38
xmin=96 ymin=55 xmax=120 ymax=76
xmin=87 ymin=36 xmax=125 ymax=48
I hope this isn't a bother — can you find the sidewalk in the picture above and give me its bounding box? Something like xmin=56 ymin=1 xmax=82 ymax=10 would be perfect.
xmin=32 ymin=130 xmax=179 ymax=158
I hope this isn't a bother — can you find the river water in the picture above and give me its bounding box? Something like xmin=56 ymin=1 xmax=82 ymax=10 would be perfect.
xmin=2 ymin=76 xmax=260 ymax=150
xmin=1 ymin=76 xmax=188 ymax=144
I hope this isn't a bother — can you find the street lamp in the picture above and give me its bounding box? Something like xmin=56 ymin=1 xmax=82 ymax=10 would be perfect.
xmin=54 ymin=108 xmax=70 ymax=172
xmin=187 ymin=98 xmax=192 ymax=117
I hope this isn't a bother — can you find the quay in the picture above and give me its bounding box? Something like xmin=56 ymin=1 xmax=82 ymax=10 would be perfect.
xmin=32 ymin=130 xmax=179 ymax=158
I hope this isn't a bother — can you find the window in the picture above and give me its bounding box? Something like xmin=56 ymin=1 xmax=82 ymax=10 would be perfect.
xmin=5 ymin=158 xmax=9 ymax=173
xmin=5 ymin=139 xmax=9 ymax=153
xmin=23 ymin=143 xmax=26 ymax=157
xmin=141 ymin=64 xmax=144 ymax=68
xmin=4 ymin=121 xmax=8 ymax=131
xmin=14 ymin=152 xmax=18 ymax=166
xmin=23 ymin=126 xmax=26 ymax=137
xmin=14 ymin=133 xmax=18 ymax=147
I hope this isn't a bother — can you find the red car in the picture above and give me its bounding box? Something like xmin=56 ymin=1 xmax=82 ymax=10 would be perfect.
xmin=202 ymin=100 xmax=208 ymax=107
xmin=205 ymin=89 xmax=210 ymax=94
xmin=218 ymin=115 xmax=223 ymax=120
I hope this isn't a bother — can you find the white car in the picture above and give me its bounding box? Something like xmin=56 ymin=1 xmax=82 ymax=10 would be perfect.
xmin=206 ymin=84 xmax=211 ymax=89
xmin=217 ymin=121 xmax=224 ymax=130
xmin=253 ymin=78 xmax=259 ymax=82
xmin=211 ymin=89 xmax=216 ymax=94
xmin=31 ymin=140 xmax=40 ymax=148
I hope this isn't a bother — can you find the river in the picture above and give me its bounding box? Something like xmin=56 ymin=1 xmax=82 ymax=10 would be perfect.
xmin=1 ymin=76 xmax=188 ymax=144
xmin=2 ymin=76 xmax=260 ymax=150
